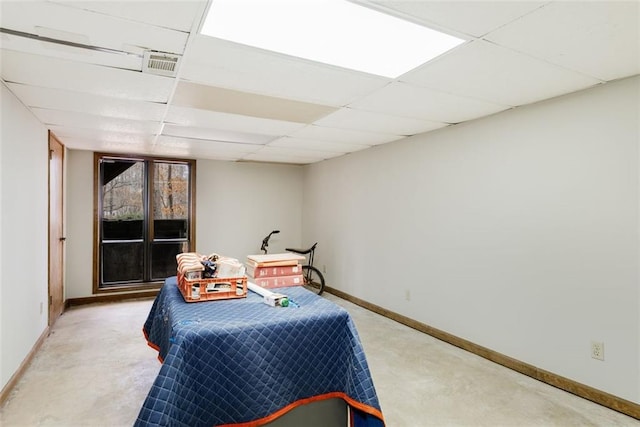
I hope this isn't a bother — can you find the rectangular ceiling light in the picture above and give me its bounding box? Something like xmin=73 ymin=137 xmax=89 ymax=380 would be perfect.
xmin=200 ymin=0 xmax=465 ymax=78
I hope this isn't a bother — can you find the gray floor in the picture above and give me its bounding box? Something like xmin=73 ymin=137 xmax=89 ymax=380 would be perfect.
xmin=1 ymin=293 xmax=639 ymax=427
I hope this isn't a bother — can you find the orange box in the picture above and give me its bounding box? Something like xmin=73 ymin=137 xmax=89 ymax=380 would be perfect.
xmin=177 ymin=273 xmax=247 ymax=303
xmin=246 ymin=263 xmax=302 ymax=278
xmin=250 ymin=274 xmax=304 ymax=289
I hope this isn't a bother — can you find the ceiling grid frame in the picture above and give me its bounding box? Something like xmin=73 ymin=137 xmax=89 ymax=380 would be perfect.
xmin=0 ymin=0 xmax=637 ymax=164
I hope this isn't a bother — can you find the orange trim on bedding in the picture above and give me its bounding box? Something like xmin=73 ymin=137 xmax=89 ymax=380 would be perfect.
xmin=142 ymin=328 xmax=164 ymax=363
xmin=217 ymin=391 xmax=385 ymax=427
xmin=141 ymin=330 xmax=384 ymax=426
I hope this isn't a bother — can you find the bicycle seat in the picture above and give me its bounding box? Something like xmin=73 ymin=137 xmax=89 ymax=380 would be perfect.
xmin=285 ymin=242 xmax=317 ymax=255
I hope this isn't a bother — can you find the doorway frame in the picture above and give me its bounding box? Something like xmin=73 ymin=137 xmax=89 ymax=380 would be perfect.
xmin=48 ymin=132 xmax=65 ymax=326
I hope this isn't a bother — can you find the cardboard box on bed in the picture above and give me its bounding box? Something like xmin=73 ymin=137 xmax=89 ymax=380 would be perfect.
xmin=246 ymin=253 xmax=305 ymax=268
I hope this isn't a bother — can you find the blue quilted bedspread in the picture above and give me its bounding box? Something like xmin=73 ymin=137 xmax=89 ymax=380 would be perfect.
xmin=136 ymin=277 xmax=384 ymax=427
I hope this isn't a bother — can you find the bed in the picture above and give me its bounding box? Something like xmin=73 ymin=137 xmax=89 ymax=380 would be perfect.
xmin=136 ymin=277 xmax=385 ymax=427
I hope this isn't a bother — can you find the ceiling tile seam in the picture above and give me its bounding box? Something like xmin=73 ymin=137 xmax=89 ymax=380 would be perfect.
xmin=82 ymin=10 xmax=193 ymax=35
xmin=474 ymin=1 xmax=555 ymax=39
xmin=161 ymin=129 xmax=277 ymax=144
xmin=43 ymin=1 xmax=192 ymax=46
xmin=266 ymin=132 xmax=374 ymax=148
xmin=269 ymin=137 xmax=375 ymax=150
xmin=296 ymin=123 xmax=403 ymax=140
xmin=4 ymin=82 xmax=173 ymax=123
xmin=151 ymin=0 xmax=210 ymax=149
xmin=339 ymin=102 xmax=459 ymax=127
xmin=345 ymin=78 xmax=399 ymax=105
xmin=161 ymin=118 xmax=288 ymax=138
xmin=327 ymin=106 xmax=450 ymax=130
xmin=339 ymin=70 xmax=511 ymax=118
xmin=206 ymin=35 xmax=397 ymax=87
xmin=0 ymin=27 xmax=145 ymax=59
xmin=260 ymin=141 xmax=347 ymax=155
xmin=392 ymin=39 xmax=478 ymax=83
xmin=351 ymin=0 xmax=475 ymax=42
xmin=160 ymin=134 xmax=268 ymax=147
xmin=479 ymin=38 xmax=608 ymax=84
xmin=332 ymin=79 xmax=400 ymax=113
xmin=29 ymin=107 xmax=164 ymax=125
xmin=37 ymin=120 xmax=161 ymax=133
xmin=0 ymin=79 xmax=47 ymax=123
xmin=393 ymin=76 xmax=517 ymax=109
xmin=260 ymin=143 xmax=340 ymax=154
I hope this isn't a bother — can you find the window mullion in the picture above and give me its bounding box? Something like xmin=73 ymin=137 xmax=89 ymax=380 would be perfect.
xmin=144 ymin=160 xmax=153 ymax=282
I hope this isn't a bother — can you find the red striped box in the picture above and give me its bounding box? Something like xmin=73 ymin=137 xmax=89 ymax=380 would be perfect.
xmin=246 ymin=263 xmax=302 ymax=278
xmin=250 ymin=274 xmax=304 ymax=289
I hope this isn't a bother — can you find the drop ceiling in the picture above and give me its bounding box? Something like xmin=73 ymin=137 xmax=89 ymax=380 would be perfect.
xmin=1 ymin=0 xmax=638 ymax=165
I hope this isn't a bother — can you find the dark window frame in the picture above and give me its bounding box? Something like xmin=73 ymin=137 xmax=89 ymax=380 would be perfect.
xmin=93 ymin=153 xmax=196 ymax=293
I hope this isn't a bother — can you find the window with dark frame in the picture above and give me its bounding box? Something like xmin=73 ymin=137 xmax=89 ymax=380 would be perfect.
xmin=95 ymin=154 xmax=195 ymax=291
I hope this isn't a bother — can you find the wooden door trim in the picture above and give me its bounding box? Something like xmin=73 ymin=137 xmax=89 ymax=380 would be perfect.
xmin=48 ymin=132 xmax=65 ymax=326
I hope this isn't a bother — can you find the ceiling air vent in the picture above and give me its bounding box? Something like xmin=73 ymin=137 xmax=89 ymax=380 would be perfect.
xmin=143 ymin=51 xmax=181 ymax=77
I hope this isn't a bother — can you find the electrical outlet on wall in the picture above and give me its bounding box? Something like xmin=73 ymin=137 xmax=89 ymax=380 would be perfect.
xmin=591 ymin=341 xmax=604 ymax=361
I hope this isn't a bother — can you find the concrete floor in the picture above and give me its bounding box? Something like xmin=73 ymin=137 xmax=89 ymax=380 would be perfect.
xmin=1 ymin=293 xmax=639 ymax=427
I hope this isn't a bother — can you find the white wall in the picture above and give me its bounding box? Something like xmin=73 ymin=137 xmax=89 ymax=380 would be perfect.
xmin=65 ymin=155 xmax=304 ymax=298
xmin=0 ymin=83 xmax=49 ymax=390
xmin=303 ymin=76 xmax=640 ymax=403
xmin=195 ymin=160 xmax=303 ymax=260
xmin=65 ymin=150 xmax=93 ymax=299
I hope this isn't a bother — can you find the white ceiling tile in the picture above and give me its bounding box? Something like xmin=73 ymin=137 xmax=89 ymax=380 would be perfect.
xmin=153 ymin=146 xmax=241 ymax=162
xmin=240 ymin=156 xmax=317 ymax=165
xmin=172 ymin=81 xmax=336 ymax=123
xmin=242 ymin=147 xmax=336 ymax=164
xmin=50 ymin=126 xmax=155 ymax=145
xmin=314 ymin=107 xmax=448 ymax=135
xmin=155 ymin=136 xmax=261 ymax=154
xmin=485 ymin=1 xmax=640 ymax=81
xmin=49 ymin=125 xmax=155 ymax=152
xmin=147 ymin=145 xmax=198 ymax=158
xmin=33 ymin=108 xmax=162 ymax=134
xmin=1 ymin=1 xmax=188 ymax=55
xmin=49 ymin=0 xmax=207 ymax=33
xmin=54 ymin=135 xmax=152 ymax=153
xmin=1 ymin=50 xmax=174 ymax=102
xmin=162 ymin=124 xmax=275 ymax=145
xmin=350 ymin=82 xmax=510 ymax=123
xmin=0 ymin=32 xmax=141 ymax=70
xmin=269 ymin=137 xmax=371 ymax=154
xmin=180 ymin=36 xmax=391 ymax=106
xmin=290 ymin=125 xmax=400 ymax=145
xmin=164 ymin=106 xmax=306 ymax=135
xmin=401 ymin=40 xmax=602 ymax=106
xmin=364 ymin=0 xmax=549 ymax=37
xmin=7 ymin=83 xmax=167 ymax=121
xmin=249 ymin=145 xmax=342 ymax=160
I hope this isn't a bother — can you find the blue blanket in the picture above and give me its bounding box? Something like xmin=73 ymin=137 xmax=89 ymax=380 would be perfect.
xmin=136 ymin=277 xmax=385 ymax=427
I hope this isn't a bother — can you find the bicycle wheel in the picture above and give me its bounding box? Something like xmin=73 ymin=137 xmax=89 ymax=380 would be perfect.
xmin=301 ymin=265 xmax=325 ymax=295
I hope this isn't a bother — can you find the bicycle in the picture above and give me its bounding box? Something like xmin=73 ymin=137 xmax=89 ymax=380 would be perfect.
xmin=260 ymin=230 xmax=325 ymax=295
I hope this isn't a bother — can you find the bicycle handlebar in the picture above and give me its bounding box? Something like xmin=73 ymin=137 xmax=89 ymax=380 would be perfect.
xmin=260 ymin=230 xmax=280 ymax=254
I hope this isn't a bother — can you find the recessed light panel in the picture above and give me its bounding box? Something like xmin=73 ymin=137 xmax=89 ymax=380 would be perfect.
xmin=200 ymin=0 xmax=465 ymax=78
